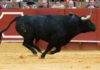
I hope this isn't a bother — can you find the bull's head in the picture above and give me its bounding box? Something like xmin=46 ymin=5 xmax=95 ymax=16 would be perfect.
xmin=80 ymin=11 xmax=96 ymax=32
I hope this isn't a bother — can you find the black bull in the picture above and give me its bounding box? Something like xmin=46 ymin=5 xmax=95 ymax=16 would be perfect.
xmin=0 ymin=14 xmax=96 ymax=58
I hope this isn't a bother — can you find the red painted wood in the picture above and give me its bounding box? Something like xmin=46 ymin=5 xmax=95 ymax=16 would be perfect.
xmin=0 ymin=8 xmax=99 ymax=49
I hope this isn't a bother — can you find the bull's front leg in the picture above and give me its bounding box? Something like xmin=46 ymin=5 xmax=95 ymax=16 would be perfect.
xmin=49 ymin=46 xmax=61 ymax=54
xmin=49 ymin=40 xmax=70 ymax=54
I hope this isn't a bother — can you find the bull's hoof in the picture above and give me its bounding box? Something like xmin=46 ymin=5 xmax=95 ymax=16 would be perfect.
xmin=41 ymin=54 xmax=45 ymax=59
xmin=32 ymin=51 xmax=37 ymax=56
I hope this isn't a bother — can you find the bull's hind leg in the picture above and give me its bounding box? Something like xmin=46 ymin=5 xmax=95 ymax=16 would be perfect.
xmin=41 ymin=44 xmax=53 ymax=59
xmin=34 ymin=38 xmax=42 ymax=53
xmin=23 ymin=36 xmax=41 ymax=55
xmin=23 ymin=39 xmax=37 ymax=55
xmin=33 ymin=44 xmax=42 ymax=53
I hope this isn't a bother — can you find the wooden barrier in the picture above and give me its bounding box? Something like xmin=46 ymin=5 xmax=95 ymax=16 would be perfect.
xmin=0 ymin=8 xmax=100 ymax=49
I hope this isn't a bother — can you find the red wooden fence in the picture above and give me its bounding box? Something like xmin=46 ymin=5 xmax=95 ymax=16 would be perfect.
xmin=0 ymin=8 xmax=100 ymax=49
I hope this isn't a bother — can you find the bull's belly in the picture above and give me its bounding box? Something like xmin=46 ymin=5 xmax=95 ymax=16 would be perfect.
xmin=35 ymin=35 xmax=50 ymax=42
xmin=35 ymin=34 xmax=67 ymax=45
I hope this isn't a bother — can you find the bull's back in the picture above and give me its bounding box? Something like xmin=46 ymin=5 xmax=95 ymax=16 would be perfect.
xmin=30 ymin=15 xmax=66 ymax=36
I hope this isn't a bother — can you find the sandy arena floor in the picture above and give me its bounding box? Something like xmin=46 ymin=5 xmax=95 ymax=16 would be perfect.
xmin=0 ymin=43 xmax=100 ymax=70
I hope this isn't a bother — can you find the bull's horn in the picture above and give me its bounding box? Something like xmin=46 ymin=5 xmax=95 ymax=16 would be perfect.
xmin=81 ymin=10 xmax=93 ymax=20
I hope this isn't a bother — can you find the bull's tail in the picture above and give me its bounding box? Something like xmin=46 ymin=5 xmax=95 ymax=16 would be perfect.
xmin=0 ymin=16 xmax=20 ymax=43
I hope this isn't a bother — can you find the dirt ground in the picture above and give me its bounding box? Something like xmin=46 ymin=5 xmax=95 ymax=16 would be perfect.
xmin=0 ymin=43 xmax=100 ymax=70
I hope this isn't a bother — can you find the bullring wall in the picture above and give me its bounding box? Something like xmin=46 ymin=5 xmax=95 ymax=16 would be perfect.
xmin=0 ymin=8 xmax=100 ymax=50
